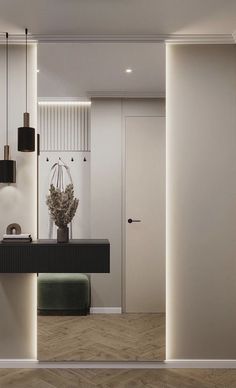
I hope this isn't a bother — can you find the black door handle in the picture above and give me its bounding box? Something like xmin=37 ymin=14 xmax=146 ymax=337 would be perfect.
xmin=128 ymin=218 xmax=141 ymax=223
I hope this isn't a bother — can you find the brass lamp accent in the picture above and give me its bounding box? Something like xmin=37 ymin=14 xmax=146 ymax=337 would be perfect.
xmin=4 ymin=145 xmax=10 ymax=160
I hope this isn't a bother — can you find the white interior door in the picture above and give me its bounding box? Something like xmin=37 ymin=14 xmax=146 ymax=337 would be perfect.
xmin=125 ymin=116 xmax=165 ymax=313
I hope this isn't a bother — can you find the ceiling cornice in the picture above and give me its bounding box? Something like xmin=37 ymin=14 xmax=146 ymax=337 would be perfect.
xmin=38 ymin=93 xmax=165 ymax=100
xmin=0 ymin=33 xmax=234 ymax=44
xmin=0 ymin=34 xmax=37 ymax=44
xmin=87 ymin=91 xmax=165 ymax=99
xmin=33 ymin=33 xmax=235 ymax=44
xmin=165 ymin=33 xmax=234 ymax=44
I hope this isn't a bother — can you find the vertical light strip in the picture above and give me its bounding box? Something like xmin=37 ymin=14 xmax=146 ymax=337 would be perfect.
xmin=32 ymin=273 xmax=37 ymax=359
xmin=166 ymin=44 xmax=171 ymax=360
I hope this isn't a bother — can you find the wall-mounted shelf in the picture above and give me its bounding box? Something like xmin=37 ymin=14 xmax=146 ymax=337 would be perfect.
xmin=0 ymin=239 xmax=110 ymax=273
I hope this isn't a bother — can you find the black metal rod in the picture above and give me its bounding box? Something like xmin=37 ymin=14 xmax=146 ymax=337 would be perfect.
xmin=6 ymin=32 xmax=8 ymax=145
xmin=25 ymin=28 xmax=28 ymax=112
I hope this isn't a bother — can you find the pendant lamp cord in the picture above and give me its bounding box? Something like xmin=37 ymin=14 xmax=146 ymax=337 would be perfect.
xmin=25 ymin=28 xmax=28 ymax=113
xmin=6 ymin=32 xmax=8 ymax=146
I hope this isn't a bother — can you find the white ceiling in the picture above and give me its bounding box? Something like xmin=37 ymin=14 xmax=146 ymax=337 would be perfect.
xmin=38 ymin=43 xmax=165 ymax=98
xmin=2 ymin=0 xmax=236 ymax=97
xmin=0 ymin=0 xmax=236 ymax=35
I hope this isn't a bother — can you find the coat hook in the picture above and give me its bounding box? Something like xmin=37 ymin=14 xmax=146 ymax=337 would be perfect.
xmin=71 ymin=157 xmax=74 ymax=162
xmin=83 ymin=157 xmax=87 ymax=162
xmin=46 ymin=157 xmax=49 ymax=162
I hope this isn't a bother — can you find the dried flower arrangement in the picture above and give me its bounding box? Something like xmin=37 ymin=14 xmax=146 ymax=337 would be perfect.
xmin=46 ymin=184 xmax=79 ymax=229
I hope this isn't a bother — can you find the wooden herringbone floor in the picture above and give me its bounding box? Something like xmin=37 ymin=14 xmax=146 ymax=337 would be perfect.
xmin=0 ymin=369 xmax=235 ymax=387
xmin=38 ymin=313 xmax=165 ymax=361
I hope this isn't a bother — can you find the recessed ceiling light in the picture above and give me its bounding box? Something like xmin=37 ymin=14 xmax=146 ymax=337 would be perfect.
xmin=125 ymin=68 xmax=133 ymax=73
xmin=37 ymin=69 xmax=40 ymax=73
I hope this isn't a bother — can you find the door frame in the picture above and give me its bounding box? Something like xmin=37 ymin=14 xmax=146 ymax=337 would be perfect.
xmin=121 ymin=102 xmax=166 ymax=312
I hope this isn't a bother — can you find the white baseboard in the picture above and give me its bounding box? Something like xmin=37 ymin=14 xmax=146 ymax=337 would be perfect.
xmin=1 ymin=360 xmax=236 ymax=368
xmin=0 ymin=361 xmax=162 ymax=368
xmin=165 ymin=359 xmax=236 ymax=368
xmin=90 ymin=307 xmax=122 ymax=314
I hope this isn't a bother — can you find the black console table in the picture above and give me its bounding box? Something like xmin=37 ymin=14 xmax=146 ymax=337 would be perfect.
xmin=0 ymin=239 xmax=110 ymax=273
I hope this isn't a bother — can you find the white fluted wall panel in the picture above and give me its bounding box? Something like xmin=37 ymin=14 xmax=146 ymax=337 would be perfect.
xmin=38 ymin=104 xmax=90 ymax=151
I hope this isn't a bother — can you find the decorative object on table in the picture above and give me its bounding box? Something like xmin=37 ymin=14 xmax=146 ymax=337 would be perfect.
xmin=2 ymin=234 xmax=32 ymax=243
xmin=46 ymin=183 xmax=79 ymax=243
xmin=6 ymin=223 xmax=21 ymax=235
xmin=48 ymin=158 xmax=73 ymax=239
xmin=17 ymin=28 xmax=35 ymax=152
xmin=2 ymin=223 xmax=32 ymax=243
xmin=0 ymin=32 xmax=16 ymax=183
xmin=3 ymin=223 xmax=32 ymax=242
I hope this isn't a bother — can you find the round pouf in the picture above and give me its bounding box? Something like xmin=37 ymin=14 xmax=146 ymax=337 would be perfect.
xmin=37 ymin=273 xmax=90 ymax=315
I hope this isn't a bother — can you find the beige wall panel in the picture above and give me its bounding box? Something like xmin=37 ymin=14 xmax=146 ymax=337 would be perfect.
xmin=0 ymin=45 xmax=37 ymax=359
xmin=166 ymin=44 xmax=236 ymax=359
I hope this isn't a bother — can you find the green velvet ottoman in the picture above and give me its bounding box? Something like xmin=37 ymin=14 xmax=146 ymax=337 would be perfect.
xmin=37 ymin=273 xmax=90 ymax=315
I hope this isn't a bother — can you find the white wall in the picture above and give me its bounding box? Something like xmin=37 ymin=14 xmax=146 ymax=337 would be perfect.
xmin=91 ymin=98 xmax=165 ymax=308
xmin=166 ymin=44 xmax=236 ymax=359
xmin=0 ymin=45 xmax=37 ymax=359
xmin=0 ymin=45 xmax=37 ymax=239
xmin=39 ymin=152 xmax=91 ymax=239
xmin=90 ymin=99 xmax=122 ymax=307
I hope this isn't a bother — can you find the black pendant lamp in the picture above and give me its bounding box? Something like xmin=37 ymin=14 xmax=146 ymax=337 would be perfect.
xmin=0 ymin=33 xmax=16 ymax=183
xmin=18 ymin=28 xmax=35 ymax=152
